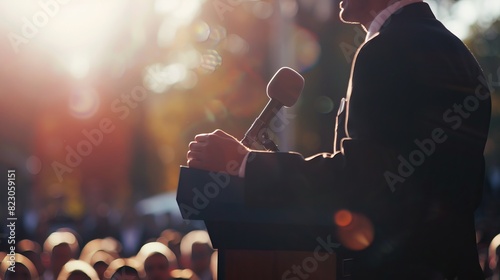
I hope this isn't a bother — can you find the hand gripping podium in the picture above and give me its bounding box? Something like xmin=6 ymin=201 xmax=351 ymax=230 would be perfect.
xmin=176 ymin=167 xmax=353 ymax=279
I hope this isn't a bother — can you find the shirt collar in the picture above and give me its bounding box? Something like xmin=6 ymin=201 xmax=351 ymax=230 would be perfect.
xmin=366 ymin=0 xmax=424 ymax=41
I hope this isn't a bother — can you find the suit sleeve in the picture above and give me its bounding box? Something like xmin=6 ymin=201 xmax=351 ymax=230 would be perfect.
xmin=243 ymin=139 xmax=400 ymax=212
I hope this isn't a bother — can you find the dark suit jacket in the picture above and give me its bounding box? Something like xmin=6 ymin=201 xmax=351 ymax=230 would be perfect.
xmin=244 ymin=3 xmax=491 ymax=279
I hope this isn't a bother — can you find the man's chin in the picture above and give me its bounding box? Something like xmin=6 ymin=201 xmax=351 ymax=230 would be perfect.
xmin=339 ymin=10 xmax=359 ymax=24
xmin=339 ymin=0 xmax=361 ymax=24
xmin=339 ymin=3 xmax=350 ymax=22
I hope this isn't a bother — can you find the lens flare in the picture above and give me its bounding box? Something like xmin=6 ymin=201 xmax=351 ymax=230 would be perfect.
xmin=334 ymin=209 xmax=353 ymax=227
xmin=334 ymin=211 xmax=374 ymax=251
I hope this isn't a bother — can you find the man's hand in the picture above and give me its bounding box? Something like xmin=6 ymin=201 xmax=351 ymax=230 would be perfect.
xmin=187 ymin=129 xmax=250 ymax=175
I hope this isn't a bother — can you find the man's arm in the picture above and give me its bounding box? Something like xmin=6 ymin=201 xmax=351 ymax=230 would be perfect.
xmin=242 ymin=138 xmax=399 ymax=211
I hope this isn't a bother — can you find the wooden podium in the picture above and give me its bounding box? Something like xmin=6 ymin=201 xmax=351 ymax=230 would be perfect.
xmin=177 ymin=167 xmax=353 ymax=279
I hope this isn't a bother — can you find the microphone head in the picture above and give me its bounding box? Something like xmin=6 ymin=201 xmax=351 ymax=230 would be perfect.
xmin=266 ymin=67 xmax=304 ymax=107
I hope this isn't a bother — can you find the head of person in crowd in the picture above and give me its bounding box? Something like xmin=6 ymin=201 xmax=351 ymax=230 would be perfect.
xmin=489 ymin=234 xmax=500 ymax=274
xmin=158 ymin=230 xmax=182 ymax=268
xmin=104 ymin=258 xmax=144 ymax=280
xmin=18 ymin=239 xmax=45 ymax=277
xmin=79 ymin=237 xmax=121 ymax=279
xmin=210 ymin=251 xmax=217 ymax=280
xmin=170 ymin=269 xmax=200 ymax=280
xmin=137 ymin=241 xmax=177 ymax=280
xmin=43 ymin=229 xmax=80 ymax=279
xmin=180 ymin=231 xmax=214 ymax=280
xmin=1 ymin=253 xmax=39 ymax=280
xmin=80 ymin=238 xmax=121 ymax=264
xmin=89 ymin=250 xmax=117 ymax=280
xmin=57 ymin=260 xmax=99 ymax=280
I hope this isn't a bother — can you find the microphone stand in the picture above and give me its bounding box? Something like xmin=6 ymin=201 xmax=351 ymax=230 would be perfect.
xmin=260 ymin=130 xmax=279 ymax=152
xmin=241 ymin=127 xmax=279 ymax=152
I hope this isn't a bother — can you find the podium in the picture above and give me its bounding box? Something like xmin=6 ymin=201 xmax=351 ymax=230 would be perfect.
xmin=176 ymin=167 xmax=353 ymax=279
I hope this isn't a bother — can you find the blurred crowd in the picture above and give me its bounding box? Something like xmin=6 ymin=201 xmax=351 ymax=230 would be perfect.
xmin=1 ymin=213 xmax=500 ymax=280
xmin=1 ymin=211 xmax=500 ymax=280
xmin=0 ymin=226 xmax=216 ymax=280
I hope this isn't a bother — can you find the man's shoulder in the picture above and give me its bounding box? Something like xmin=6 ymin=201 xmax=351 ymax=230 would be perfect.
xmin=376 ymin=19 xmax=452 ymax=43
xmin=362 ymin=16 xmax=468 ymax=60
xmin=373 ymin=4 xmax=465 ymax=51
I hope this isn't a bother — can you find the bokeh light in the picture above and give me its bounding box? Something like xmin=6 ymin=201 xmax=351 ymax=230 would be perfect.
xmin=334 ymin=209 xmax=353 ymax=227
xmin=200 ymin=49 xmax=223 ymax=74
xmin=206 ymin=25 xmax=227 ymax=47
xmin=26 ymin=155 xmax=42 ymax=175
xmin=314 ymin=95 xmax=334 ymax=114
xmin=68 ymin=87 xmax=100 ymax=119
xmin=175 ymin=70 xmax=199 ymax=90
xmin=168 ymin=47 xmax=202 ymax=70
xmin=143 ymin=63 xmax=189 ymax=94
xmin=224 ymin=34 xmax=250 ymax=55
xmin=143 ymin=64 xmax=169 ymax=93
xmin=335 ymin=211 xmax=374 ymax=251
xmin=192 ymin=20 xmax=211 ymax=42
xmin=163 ymin=64 xmax=188 ymax=86
xmin=293 ymin=26 xmax=321 ymax=72
xmin=204 ymin=99 xmax=228 ymax=123
xmin=66 ymin=55 xmax=91 ymax=80
xmin=252 ymin=1 xmax=274 ymax=19
xmin=279 ymin=0 xmax=299 ymax=19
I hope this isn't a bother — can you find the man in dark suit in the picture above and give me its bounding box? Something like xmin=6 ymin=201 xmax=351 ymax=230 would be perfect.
xmin=187 ymin=0 xmax=491 ymax=278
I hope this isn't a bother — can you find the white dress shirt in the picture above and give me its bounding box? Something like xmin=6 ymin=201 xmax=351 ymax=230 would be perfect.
xmin=366 ymin=0 xmax=424 ymax=41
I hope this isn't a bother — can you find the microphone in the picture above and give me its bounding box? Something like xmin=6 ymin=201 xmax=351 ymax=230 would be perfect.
xmin=241 ymin=67 xmax=305 ymax=149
